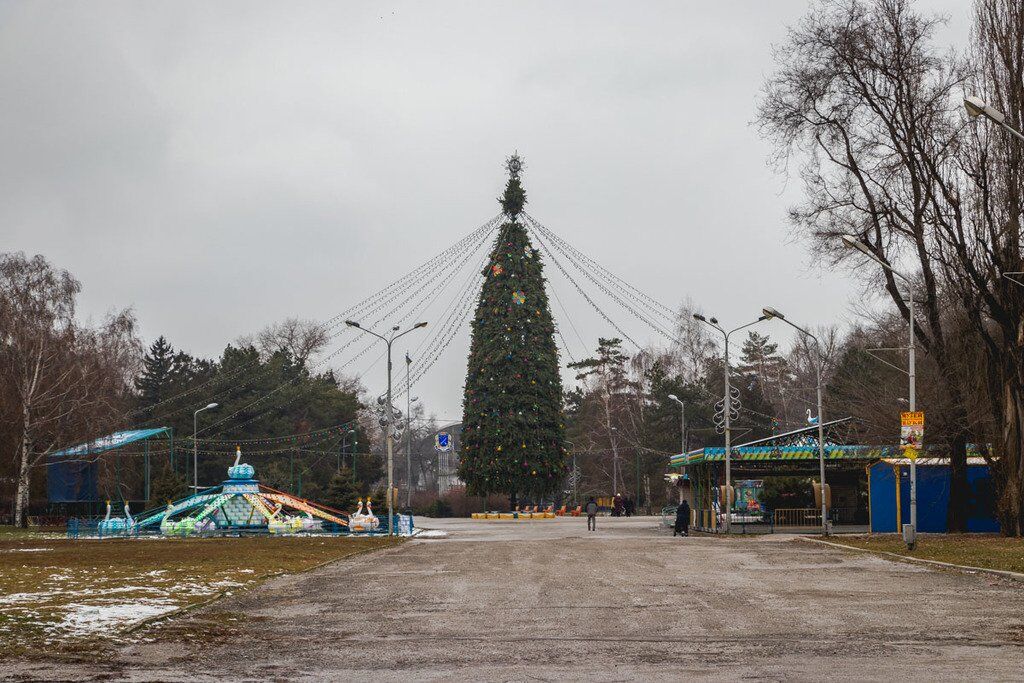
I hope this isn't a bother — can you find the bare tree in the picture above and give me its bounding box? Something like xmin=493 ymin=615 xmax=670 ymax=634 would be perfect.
xmin=759 ymin=0 xmax=976 ymax=529
xmin=0 ymin=253 xmax=140 ymax=526
xmin=930 ymin=0 xmax=1024 ymax=533
xmin=255 ymin=317 xmax=329 ymax=367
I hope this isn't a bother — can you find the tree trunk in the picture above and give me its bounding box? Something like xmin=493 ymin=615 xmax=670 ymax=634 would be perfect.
xmin=998 ymin=379 xmax=1024 ymax=537
xmin=947 ymin=432 xmax=969 ymax=533
xmin=14 ymin=414 xmax=32 ymax=529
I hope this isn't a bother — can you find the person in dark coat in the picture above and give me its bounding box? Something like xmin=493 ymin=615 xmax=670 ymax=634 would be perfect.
xmin=585 ymin=497 xmax=599 ymax=531
xmin=674 ymin=500 xmax=691 ymax=537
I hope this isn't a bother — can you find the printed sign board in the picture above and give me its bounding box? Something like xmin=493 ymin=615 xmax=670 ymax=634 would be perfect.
xmin=900 ymin=411 xmax=924 ymax=460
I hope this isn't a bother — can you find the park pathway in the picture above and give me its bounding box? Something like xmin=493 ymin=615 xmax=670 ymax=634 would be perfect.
xmin=10 ymin=517 xmax=1024 ymax=681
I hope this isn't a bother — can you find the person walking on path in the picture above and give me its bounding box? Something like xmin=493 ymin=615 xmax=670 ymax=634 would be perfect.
xmin=585 ymin=497 xmax=599 ymax=531
xmin=674 ymin=500 xmax=690 ymax=537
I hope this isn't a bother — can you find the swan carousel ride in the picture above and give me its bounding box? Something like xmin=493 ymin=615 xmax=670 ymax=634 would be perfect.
xmin=127 ymin=446 xmax=379 ymax=537
xmin=97 ymin=500 xmax=135 ymax=537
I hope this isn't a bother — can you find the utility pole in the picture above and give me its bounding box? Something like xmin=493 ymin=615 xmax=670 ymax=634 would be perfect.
xmin=405 ymin=353 xmax=414 ymax=509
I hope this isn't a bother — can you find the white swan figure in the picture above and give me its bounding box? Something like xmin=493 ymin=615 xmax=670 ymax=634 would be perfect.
xmin=349 ymin=498 xmax=367 ymax=532
xmin=364 ymin=499 xmax=380 ymax=531
xmin=806 ymin=409 xmax=819 ymax=425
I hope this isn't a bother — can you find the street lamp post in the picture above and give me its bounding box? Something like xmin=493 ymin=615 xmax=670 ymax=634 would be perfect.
xmin=668 ymin=394 xmax=686 ymax=455
xmin=564 ymin=439 xmax=577 ymax=507
xmin=762 ymin=307 xmax=829 ymax=536
xmin=405 ymin=353 xmax=419 ymax=509
xmin=192 ymin=403 xmax=219 ymax=492
xmin=841 ymin=235 xmax=917 ymax=546
xmin=668 ymin=393 xmax=688 ymax=510
xmin=965 ymin=96 xmax=1024 ymax=143
xmin=345 ymin=320 xmax=427 ymax=536
xmin=693 ymin=313 xmax=767 ymax=533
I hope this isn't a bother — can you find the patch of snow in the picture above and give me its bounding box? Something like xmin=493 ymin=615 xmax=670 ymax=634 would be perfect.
xmin=414 ymin=529 xmax=449 ymax=539
xmin=0 ymin=591 xmax=56 ymax=606
xmin=52 ymin=601 xmax=177 ymax=634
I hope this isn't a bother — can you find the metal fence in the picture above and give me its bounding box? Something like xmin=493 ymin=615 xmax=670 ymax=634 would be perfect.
xmin=65 ymin=514 xmax=413 ymax=539
xmin=773 ymin=507 xmax=861 ymax=528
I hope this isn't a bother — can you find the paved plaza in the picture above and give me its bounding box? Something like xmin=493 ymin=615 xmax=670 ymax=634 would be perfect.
xmin=9 ymin=517 xmax=1024 ymax=681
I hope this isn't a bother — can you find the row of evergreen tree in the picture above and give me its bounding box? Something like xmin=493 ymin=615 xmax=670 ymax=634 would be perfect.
xmin=134 ymin=335 xmax=380 ymax=508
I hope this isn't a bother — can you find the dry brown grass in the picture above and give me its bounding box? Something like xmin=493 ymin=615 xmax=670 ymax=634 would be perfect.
xmin=836 ymin=534 xmax=1024 ymax=574
xmin=0 ymin=533 xmax=398 ymax=660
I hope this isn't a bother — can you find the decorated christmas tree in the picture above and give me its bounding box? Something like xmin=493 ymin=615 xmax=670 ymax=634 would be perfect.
xmin=458 ymin=155 xmax=567 ymax=504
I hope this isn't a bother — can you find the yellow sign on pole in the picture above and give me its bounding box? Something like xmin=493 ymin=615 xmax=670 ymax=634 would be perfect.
xmin=900 ymin=411 xmax=924 ymax=459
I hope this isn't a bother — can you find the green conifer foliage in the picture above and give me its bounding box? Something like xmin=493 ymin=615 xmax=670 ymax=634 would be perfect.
xmin=458 ymin=156 xmax=567 ymax=502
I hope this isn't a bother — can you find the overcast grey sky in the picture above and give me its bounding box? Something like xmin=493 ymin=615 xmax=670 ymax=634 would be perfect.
xmin=1 ymin=1 xmax=970 ymax=425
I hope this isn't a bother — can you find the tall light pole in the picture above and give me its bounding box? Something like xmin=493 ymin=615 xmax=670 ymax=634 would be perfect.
xmin=192 ymin=403 xmax=218 ymax=492
xmin=405 ymin=352 xmax=419 ymax=508
xmin=693 ymin=313 xmax=767 ymax=533
xmin=668 ymin=394 xmax=686 ymax=455
xmin=345 ymin=320 xmax=427 ymax=536
xmin=841 ymin=234 xmax=918 ymax=544
xmin=564 ymin=439 xmax=577 ymax=507
xmin=669 ymin=393 xmax=688 ymax=509
xmin=762 ymin=307 xmax=829 ymax=536
xmin=965 ymin=96 xmax=1024 ymax=143
xmin=610 ymin=426 xmax=620 ymax=496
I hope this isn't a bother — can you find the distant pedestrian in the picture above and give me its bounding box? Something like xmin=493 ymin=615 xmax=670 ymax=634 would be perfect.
xmin=585 ymin=497 xmax=598 ymax=531
xmin=674 ymin=500 xmax=691 ymax=537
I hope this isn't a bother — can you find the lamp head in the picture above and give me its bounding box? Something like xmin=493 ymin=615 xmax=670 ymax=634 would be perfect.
xmin=205 ymin=402 xmax=219 ymax=410
xmin=964 ymin=95 xmax=1005 ymax=123
xmin=841 ymin=234 xmax=875 ymax=257
xmin=762 ymin=307 xmax=784 ymax=320
xmin=344 ymin=320 xmax=361 ymax=329
xmin=392 ymin=325 xmax=400 ymax=331
xmin=668 ymin=394 xmax=678 ymax=401
xmin=710 ymin=317 xmax=718 ymax=325
xmin=414 ymin=321 xmax=428 ymax=329
xmin=964 ymin=96 xmax=985 ymax=118
xmin=692 ymin=313 xmax=706 ymax=322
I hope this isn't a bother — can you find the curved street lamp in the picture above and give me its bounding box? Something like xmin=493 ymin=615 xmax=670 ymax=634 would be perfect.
xmin=840 ymin=234 xmax=919 ymax=546
xmin=345 ymin=320 xmax=427 ymax=535
xmin=692 ymin=312 xmax=767 ymax=533
xmin=762 ymin=307 xmax=828 ymax=536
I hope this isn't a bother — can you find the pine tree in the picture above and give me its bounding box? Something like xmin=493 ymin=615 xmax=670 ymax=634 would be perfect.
xmin=458 ymin=155 xmax=567 ymax=504
xmin=135 ymin=336 xmax=176 ymax=417
xmin=737 ymin=331 xmax=789 ymax=428
xmin=149 ymin=466 xmax=188 ymax=506
xmin=324 ymin=466 xmax=359 ymax=512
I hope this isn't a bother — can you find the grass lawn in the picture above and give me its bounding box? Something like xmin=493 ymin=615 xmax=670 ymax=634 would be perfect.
xmin=0 ymin=531 xmax=399 ymax=661
xmin=836 ymin=534 xmax=1024 ymax=574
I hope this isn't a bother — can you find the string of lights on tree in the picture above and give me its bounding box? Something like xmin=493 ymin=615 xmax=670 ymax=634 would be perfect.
xmin=126 ymin=215 xmax=502 ymax=434
xmin=196 ymin=223 xmax=501 ymax=438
